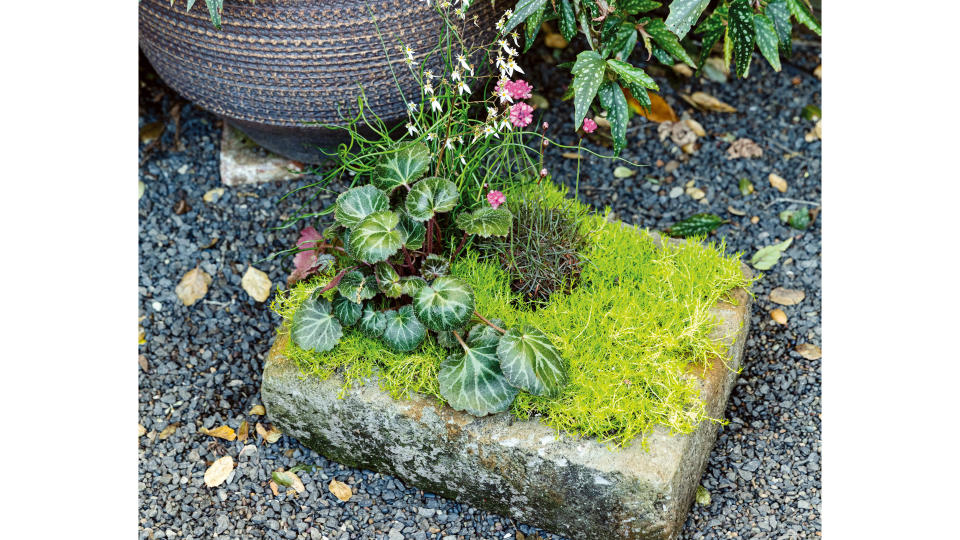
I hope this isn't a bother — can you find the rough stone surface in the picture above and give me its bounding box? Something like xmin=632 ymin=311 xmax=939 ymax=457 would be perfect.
xmin=220 ymin=123 xmax=305 ymax=187
xmin=262 ymin=282 xmax=752 ymax=540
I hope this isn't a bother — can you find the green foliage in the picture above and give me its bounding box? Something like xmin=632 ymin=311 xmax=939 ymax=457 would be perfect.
xmin=597 ymin=81 xmax=629 ymax=154
xmin=413 ymin=276 xmax=476 ymax=331
xmin=751 ymin=237 xmax=793 ymax=270
xmin=753 ymin=13 xmax=782 ymax=72
xmin=497 ymin=325 xmax=568 ymax=397
xmin=438 ymin=342 xmax=519 ymax=417
xmin=571 ymin=51 xmax=606 ymax=131
xmin=349 ymin=211 xmax=404 ymax=263
xmin=728 ymin=0 xmax=755 ymax=77
xmin=664 ymin=0 xmax=710 ymax=40
xmin=335 ymin=185 xmax=389 ymax=229
xmin=405 ymin=177 xmax=459 ymax=222
xmin=455 ymin=207 xmax=513 ymax=237
xmin=373 ymin=143 xmax=431 ymax=193
xmin=292 ymin=296 xmax=343 ymax=353
xmin=667 ymin=213 xmax=726 ymax=238
xmin=332 ymin=294 xmax=362 ymax=326
xmin=382 ymin=305 xmax=427 ymax=352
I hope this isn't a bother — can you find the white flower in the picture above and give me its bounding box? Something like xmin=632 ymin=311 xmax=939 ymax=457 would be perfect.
xmin=510 ymin=31 xmax=520 ymax=48
xmin=458 ymin=81 xmax=471 ymax=95
xmin=495 ymin=53 xmax=507 ymax=74
xmin=406 ymin=122 xmax=419 ymax=136
xmin=451 ymin=68 xmax=462 ymax=82
xmin=486 ymin=106 xmax=498 ymax=119
xmin=429 ymin=96 xmax=442 ymax=112
xmin=423 ymin=70 xmax=435 ymax=80
xmin=426 ymin=132 xmax=436 ymax=141
xmin=423 ymin=82 xmax=435 ymax=95
xmin=454 ymin=7 xmax=465 ymax=18
xmin=495 ymin=18 xmax=505 ymax=32
xmin=482 ymin=124 xmax=499 ymax=139
xmin=506 ymin=58 xmax=524 ymax=76
xmin=499 ymin=119 xmax=512 ymax=132
xmin=456 ymin=136 xmax=463 ymax=144
xmin=460 ymin=155 xmax=467 ymax=166
xmin=445 ymin=138 xmax=455 ymax=150
xmin=401 ymin=45 xmax=414 ymax=60
xmin=407 ymin=102 xmax=418 ymax=113
xmin=404 ymin=56 xmax=415 ymax=67
xmin=457 ymin=54 xmax=470 ymax=72
xmin=495 ymin=80 xmax=513 ymax=104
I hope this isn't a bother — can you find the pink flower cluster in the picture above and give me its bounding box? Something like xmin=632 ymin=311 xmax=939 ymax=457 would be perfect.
xmin=487 ymin=190 xmax=506 ymax=209
xmin=509 ymin=102 xmax=533 ymax=128
xmin=504 ymin=79 xmax=532 ymax=100
xmin=582 ymin=118 xmax=598 ymax=134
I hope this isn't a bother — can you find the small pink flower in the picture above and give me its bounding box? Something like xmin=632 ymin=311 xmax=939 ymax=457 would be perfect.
xmin=487 ymin=190 xmax=506 ymax=209
xmin=505 ymin=79 xmax=533 ymax=100
xmin=539 ymin=168 xmax=548 ymax=178
xmin=582 ymin=118 xmax=597 ymax=134
xmin=542 ymin=121 xmax=549 ymax=130
xmin=509 ymin=102 xmax=533 ymax=128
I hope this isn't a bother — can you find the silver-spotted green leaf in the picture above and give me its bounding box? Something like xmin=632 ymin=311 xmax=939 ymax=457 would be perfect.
xmin=338 ymin=270 xmax=377 ymax=303
xmin=381 ymin=305 xmax=426 ymax=352
xmin=331 ymin=294 xmax=362 ymax=326
xmin=523 ymin=1 xmax=546 ymax=52
xmin=349 ymin=211 xmax=403 ymax=263
xmin=571 ymin=50 xmax=606 ymax=130
xmin=597 ymin=81 xmax=629 ymax=155
xmin=607 ymin=59 xmax=659 ymax=91
xmin=621 ymin=0 xmax=662 ymax=14
xmin=455 ymin=207 xmax=513 ymax=238
xmin=502 ymin=0 xmax=548 ymax=35
xmin=786 ymin=0 xmax=820 ymax=36
xmin=400 ymin=276 xmax=428 ymax=297
xmin=438 ymin=343 xmax=518 ymax=416
xmin=334 ymin=185 xmax=389 ymax=229
xmin=664 ymin=0 xmax=710 ymax=40
xmin=723 ymin=24 xmax=733 ymax=72
xmin=644 ymin=19 xmax=696 ymax=67
xmin=397 ymin=213 xmax=425 ymax=250
xmin=292 ymin=296 xmax=343 ymax=353
xmin=766 ymin=0 xmax=793 ymax=57
xmin=694 ymin=7 xmax=727 ymax=68
xmin=753 ymin=13 xmax=781 ymax=72
xmin=558 ymin=0 xmax=576 ymax=41
xmin=204 ymin=0 xmax=223 ymax=29
xmin=467 ymin=320 xmax=504 ymax=348
xmin=374 ymin=143 xmax=431 ymax=193
xmin=729 ymin=0 xmax=754 ymax=78
xmin=651 ymin=45 xmax=675 ymax=66
xmin=624 ymin=81 xmax=652 ymax=113
xmin=413 ymin=276 xmax=475 ymax=332
xmin=420 ymin=254 xmax=449 ymax=281
xmin=602 ymin=21 xmax=636 ymax=61
xmin=405 ymin=177 xmax=459 ymax=221
xmin=497 ymin=325 xmax=567 ymax=397
xmin=358 ymin=306 xmax=386 ymax=338
xmin=374 ymin=262 xmax=402 ymax=298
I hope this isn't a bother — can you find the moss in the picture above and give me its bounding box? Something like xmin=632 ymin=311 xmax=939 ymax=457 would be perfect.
xmin=271 ymin=184 xmax=752 ymax=447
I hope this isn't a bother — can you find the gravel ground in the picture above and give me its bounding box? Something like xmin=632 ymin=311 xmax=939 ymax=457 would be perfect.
xmin=139 ymin=36 xmax=821 ymax=540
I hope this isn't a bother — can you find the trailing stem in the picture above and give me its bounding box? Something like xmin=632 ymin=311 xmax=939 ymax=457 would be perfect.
xmin=473 ymin=311 xmax=506 ymax=334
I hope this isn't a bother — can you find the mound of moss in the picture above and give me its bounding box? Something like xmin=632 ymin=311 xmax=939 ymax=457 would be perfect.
xmin=271 ymin=190 xmax=751 ymax=447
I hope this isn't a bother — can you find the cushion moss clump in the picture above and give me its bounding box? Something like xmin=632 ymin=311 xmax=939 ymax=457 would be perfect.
xmin=271 ymin=210 xmax=750 ymax=448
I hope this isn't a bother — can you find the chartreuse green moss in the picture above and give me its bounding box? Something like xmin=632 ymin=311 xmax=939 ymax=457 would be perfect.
xmin=270 ymin=185 xmax=750 ymax=447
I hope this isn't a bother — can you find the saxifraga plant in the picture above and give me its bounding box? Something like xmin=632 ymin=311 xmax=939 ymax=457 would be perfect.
xmin=480 ymin=192 xmax=592 ymax=306
xmin=288 ymin=143 xmax=569 ymax=415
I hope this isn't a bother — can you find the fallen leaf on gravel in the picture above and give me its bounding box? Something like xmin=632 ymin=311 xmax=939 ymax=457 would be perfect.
xmin=801 ymin=105 xmax=821 ymax=122
xmin=204 ymin=456 xmax=234 ymax=488
xmin=157 ymin=423 xmax=179 ymax=440
xmin=175 ymin=267 xmax=212 ymax=307
xmin=684 ymin=118 xmax=706 ymax=137
xmin=146 ymin=430 xmax=156 ymax=441
xmin=738 ymin=178 xmax=754 ymax=196
xmin=544 ymin=32 xmax=568 ymax=49
xmin=272 ymin=469 xmax=306 ymax=493
xmin=269 ymin=480 xmax=280 ymax=496
xmin=138 ymin=354 xmax=149 ymax=371
xmin=561 ymin=152 xmax=582 ymax=159
xmin=769 ymin=173 xmax=788 ymax=193
xmin=237 ymin=420 xmax=249 ymax=442
xmin=805 ymin=119 xmax=822 ymax=142
xmin=241 ymin=266 xmax=272 ymax=303
xmin=770 ymin=287 xmax=805 ymax=306
xmin=138 ymin=424 xmax=147 ymax=437
xmin=686 ymin=187 xmax=706 ymax=200
xmin=796 ymin=343 xmax=822 ymax=360
xmin=203 ymin=188 xmax=226 ymax=203
xmin=139 ymin=325 xmax=146 ymax=345
xmin=696 ymin=486 xmax=711 ymax=506
xmin=249 ymin=405 xmax=266 ymax=416
xmin=658 ymin=121 xmax=697 ymax=147
xmin=682 ymin=91 xmax=736 ymax=113
xmin=813 ymin=65 xmax=822 ymax=80
xmin=329 ymin=479 xmax=353 ymax=502
xmin=751 ymin=238 xmax=793 ymax=270
xmin=138 ymin=181 xmax=145 ymax=200
xmin=613 ymin=166 xmax=635 ymax=178
xmin=593 ymin=116 xmax=611 ymax=129
xmin=670 ymin=64 xmax=693 ymax=77
xmin=256 ymin=422 xmax=283 ymax=444
xmin=770 ymin=309 xmax=787 ymax=325
xmin=702 ymin=58 xmax=728 ymax=83
xmin=139 ymin=121 xmax=165 ymax=143
xmin=200 ymin=425 xmax=237 ymax=441
xmin=727 ymin=138 xmax=763 ymax=159
xmin=779 ymin=209 xmax=812 ymax=230
xmin=630 ymin=90 xmax=677 ymax=123
xmin=727 ymin=206 xmax=746 ymax=216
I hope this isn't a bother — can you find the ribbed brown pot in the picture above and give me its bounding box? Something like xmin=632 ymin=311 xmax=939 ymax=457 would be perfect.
xmin=139 ymin=0 xmax=501 ymax=163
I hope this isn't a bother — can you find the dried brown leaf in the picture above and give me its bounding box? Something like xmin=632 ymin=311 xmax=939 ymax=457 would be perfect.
xmin=241 ymin=266 xmax=272 ymax=303
xmin=727 ymin=206 xmax=746 ymax=216
xmin=237 ymin=420 xmax=249 ymax=442
xmin=157 ymin=423 xmax=179 ymax=440
xmin=139 ymin=121 xmax=165 ymax=143
xmin=200 ymin=425 xmax=237 ymax=441
xmin=770 ymin=309 xmax=788 ymax=325
xmin=630 ymin=90 xmax=678 ymax=123
xmin=813 ymin=65 xmax=822 ymax=80
xmin=770 ymin=287 xmax=805 ymax=306
xmin=256 ymin=422 xmax=283 ymax=444
xmin=203 ymin=187 xmax=226 ymax=203
xmin=684 ymin=118 xmax=706 ymax=137
xmin=795 ymin=343 xmax=822 ymax=360
xmin=204 ymin=456 xmax=234 ymax=488
xmin=249 ymin=405 xmax=266 ymax=416
xmin=269 ymin=480 xmax=280 ymax=496
xmin=768 ymin=173 xmax=788 ymax=193
xmin=683 ymin=91 xmax=737 ymax=113
xmin=727 ymin=138 xmax=763 ymax=160
xmin=138 ymin=424 xmax=147 ymax=437
xmin=175 ymin=267 xmax=212 ymax=307
xmin=329 ymin=479 xmax=353 ymax=502
xmin=138 ymin=354 xmax=149 ymax=372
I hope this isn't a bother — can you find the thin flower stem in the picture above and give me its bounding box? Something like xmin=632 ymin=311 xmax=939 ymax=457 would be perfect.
xmin=450 ymin=231 xmax=469 ymax=262
xmin=452 ymin=330 xmax=469 ymax=352
xmin=473 ymin=311 xmax=506 ymax=334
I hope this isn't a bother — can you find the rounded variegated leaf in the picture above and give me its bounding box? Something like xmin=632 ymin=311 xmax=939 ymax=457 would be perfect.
xmin=413 ymin=276 xmax=475 ymax=331
xmin=467 ymin=319 xmax=504 ymax=348
xmin=341 ymin=228 xmax=359 ymax=260
xmin=337 ymin=270 xmax=377 ymax=304
xmin=349 ymin=211 xmax=403 ymax=263
xmin=436 ymin=327 xmax=468 ymax=350
xmin=455 ymin=207 xmax=513 ymax=238
xmin=334 ymin=185 xmax=389 ymax=228
xmin=332 ymin=294 xmax=362 ymax=326
xmin=397 ymin=213 xmax=425 ymax=250
xmin=374 ymin=262 xmax=403 ymax=298
xmin=358 ymin=305 xmax=386 ymax=338
xmin=292 ymin=296 xmax=343 ymax=353
xmin=497 ymin=325 xmax=567 ymax=397
xmin=420 ymin=254 xmax=450 ymax=281
xmin=400 ymin=276 xmax=427 ymax=297
xmin=374 ymin=143 xmax=431 ymax=192
xmin=381 ymin=305 xmax=426 ymax=352
xmin=404 ymin=176 xmax=459 ymax=221
xmin=438 ymin=343 xmax=518 ymax=416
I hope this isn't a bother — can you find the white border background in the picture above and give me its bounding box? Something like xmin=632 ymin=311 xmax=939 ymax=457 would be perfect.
xmin=2 ymin=1 xmax=960 ymax=538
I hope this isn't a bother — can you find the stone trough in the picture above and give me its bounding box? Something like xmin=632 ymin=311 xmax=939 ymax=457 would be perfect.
xmin=261 ymin=272 xmax=752 ymax=540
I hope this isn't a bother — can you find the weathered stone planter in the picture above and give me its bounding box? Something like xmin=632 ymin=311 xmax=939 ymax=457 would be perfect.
xmin=262 ymin=270 xmax=752 ymax=539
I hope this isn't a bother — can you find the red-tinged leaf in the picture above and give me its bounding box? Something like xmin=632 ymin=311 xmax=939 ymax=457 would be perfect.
xmin=319 ymin=266 xmax=357 ymax=295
